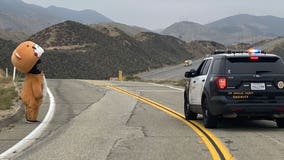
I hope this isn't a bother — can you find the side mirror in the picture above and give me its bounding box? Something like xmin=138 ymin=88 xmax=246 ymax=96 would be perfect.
xmin=185 ymin=69 xmax=197 ymax=78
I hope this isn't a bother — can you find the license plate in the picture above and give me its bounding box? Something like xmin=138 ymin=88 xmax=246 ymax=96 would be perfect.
xmin=251 ymin=83 xmax=265 ymax=90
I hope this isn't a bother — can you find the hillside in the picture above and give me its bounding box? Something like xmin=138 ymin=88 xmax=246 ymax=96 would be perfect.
xmin=228 ymin=42 xmax=251 ymax=50
xmin=270 ymin=41 xmax=284 ymax=59
xmin=27 ymin=21 xmax=195 ymax=79
xmin=0 ymin=28 xmax=27 ymax=42
xmin=29 ymin=21 xmax=113 ymax=48
xmin=91 ymin=22 xmax=150 ymax=37
xmin=0 ymin=0 xmax=112 ymax=34
xmin=251 ymin=37 xmax=284 ymax=51
xmin=46 ymin=6 xmax=112 ymax=25
xmin=0 ymin=38 xmax=17 ymax=75
xmin=250 ymin=37 xmax=284 ymax=58
xmin=207 ymin=14 xmax=284 ymax=36
xmin=187 ymin=40 xmax=226 ymax=58
xmin=161 ymin=14 xmax=284 ymax=45
xmin=161 ymin=21 xmax=215 ymax=41
xmin=135 ymin=32 xmax=195 ymax=64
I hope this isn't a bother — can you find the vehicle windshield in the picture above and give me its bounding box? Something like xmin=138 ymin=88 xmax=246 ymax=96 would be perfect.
xmin=226 ymin=56 xmax=284 ymax=74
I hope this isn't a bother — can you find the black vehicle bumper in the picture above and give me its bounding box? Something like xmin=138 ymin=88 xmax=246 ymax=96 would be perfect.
xmin=208 ymin=96 xmax=284 ymax=118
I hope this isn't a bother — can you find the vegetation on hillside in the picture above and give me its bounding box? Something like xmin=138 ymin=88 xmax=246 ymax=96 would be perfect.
xmin=248 ymin=37 xmax=284 ymax=58
xmin=187 ymin=40 xmax=226 ymax=58
xmin=270 ymin=42 xmax=284 ymax=58
xmin=90 ymin=22 xmax=150 ymax=37
xmin=228 ymin=43 xmax=251 ymax=50
xmin=0 ymin=38 xmax=17 ymax=76
xmin=29 ymin=21 xmax=113 ymax=48
xmin=0 ymin=28 xmax=27 ymax=42
xmin=27 ymin=21 xmax=196 ymax=79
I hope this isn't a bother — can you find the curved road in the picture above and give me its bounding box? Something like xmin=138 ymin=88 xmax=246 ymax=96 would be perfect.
xmin=136 ymin=60 xmax=202 ymax=81
xmin=0 ymin=79 xmax=283 ymax=159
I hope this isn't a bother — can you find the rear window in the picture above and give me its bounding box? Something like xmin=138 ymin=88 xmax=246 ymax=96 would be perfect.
xmin=226 ymin=56 xmax=284 ymax=74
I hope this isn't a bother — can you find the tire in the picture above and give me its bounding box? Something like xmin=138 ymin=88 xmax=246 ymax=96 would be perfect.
xmin=184 ymin=92 xmax=197 ymax=120
xmin=276 ymin=118 xmax=284 ymax=128
xmin=202 ymin=98 xmax=218 ymax=128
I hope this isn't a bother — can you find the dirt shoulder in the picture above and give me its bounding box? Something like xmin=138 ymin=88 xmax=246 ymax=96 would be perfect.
xmin=0 ymin=105 xmax=20 ymax=121
xmin=0 ymin=76 xmax=21 ymax=124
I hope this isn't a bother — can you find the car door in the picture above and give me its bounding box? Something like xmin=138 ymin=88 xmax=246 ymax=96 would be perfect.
xmin=190 ymin=59 xmax=212 ymax=105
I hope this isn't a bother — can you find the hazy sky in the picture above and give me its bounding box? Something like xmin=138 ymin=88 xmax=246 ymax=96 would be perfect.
xmin=23 ymin=0 xmax=284 ymax=30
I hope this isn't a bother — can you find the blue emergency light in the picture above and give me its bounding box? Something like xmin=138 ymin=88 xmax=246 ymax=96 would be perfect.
xmin=248 ymin=48 xmax=262 ymax=54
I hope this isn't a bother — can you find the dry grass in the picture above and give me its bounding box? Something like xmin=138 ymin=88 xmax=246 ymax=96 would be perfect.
xmin=0 ymin=78 xmax=18 ymax=110
xmin=0 ymin=69 xmax=4 ymax=79
xmin=95 ymin=24 xmax=121 ymax=37
xmin=45 ymin=44 xmax=90 ymax=50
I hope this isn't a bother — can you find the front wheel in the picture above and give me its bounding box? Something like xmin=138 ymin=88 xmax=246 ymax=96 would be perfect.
xmin=202 ymin=98 xmax=218 ymax=128
xmin=184 ymin=92 xmax=197 ymax=120
xmin=276 ymin=118 xmax=284 ymax=128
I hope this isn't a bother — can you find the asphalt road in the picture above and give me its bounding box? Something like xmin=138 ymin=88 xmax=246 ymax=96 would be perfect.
xmin=136 ymin=60 xmax=202 ymax=81
xmin=6 ymin=80 xmax=210 ymax=160
xmin=0 ymin=79 xmax=283 ymax=160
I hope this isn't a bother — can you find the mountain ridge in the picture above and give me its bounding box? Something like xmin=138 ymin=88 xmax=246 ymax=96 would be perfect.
xmin=0 ymin=0 xmax=112 ymax=34
xmin=1 ymin=0 xmax=283 ymax=46
xmin=161 ymin=14 xmax=284 ymax=45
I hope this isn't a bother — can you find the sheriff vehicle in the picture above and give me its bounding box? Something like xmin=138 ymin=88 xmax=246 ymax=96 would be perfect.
xmin=184 ymin=49 xmax=284 ymax=128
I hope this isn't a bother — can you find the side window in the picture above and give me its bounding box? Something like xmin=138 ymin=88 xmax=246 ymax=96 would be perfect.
xmin=211 ymin=59 xmax=222 ymax=74
xmin=195 ymin=60 xmax=206 ymax=75
xmin=200 ymin=59 xmax=212 ymax=75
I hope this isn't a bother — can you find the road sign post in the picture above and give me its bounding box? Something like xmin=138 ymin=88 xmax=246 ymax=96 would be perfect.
xmin=118 ymin=70 xmax=123 ymax=81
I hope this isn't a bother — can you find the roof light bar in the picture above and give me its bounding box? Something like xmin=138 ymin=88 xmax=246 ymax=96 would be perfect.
xmin=212 ymin=49 xmax=267 ymax=55
xmin=247 ymin=48 xmax=262 ymax=54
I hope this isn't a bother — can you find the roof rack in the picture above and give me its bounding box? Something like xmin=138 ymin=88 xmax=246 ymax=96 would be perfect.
xmin=212 ymin=49 xmax=267 ymax=55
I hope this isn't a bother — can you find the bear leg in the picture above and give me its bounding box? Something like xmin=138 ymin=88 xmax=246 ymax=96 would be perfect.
xmin=25 ymin=103 xmax=40 ymax=122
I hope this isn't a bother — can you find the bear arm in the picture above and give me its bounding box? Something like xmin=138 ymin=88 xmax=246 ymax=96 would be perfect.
xmin=32 ymin=80 xmax=43 ymax=99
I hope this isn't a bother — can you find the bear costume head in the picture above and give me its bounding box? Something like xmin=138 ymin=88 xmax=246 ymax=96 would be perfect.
xmin=11 ymin=41 xmax=44 ymax=74
xmin=11 ymin=41 xmax=45 ymax=122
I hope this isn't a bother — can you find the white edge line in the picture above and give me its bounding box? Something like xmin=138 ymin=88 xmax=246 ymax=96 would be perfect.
xmin=0 ymin=86 xmax=55 ymax=159
xmin=148 ymin=82 xmax=184 ymax=92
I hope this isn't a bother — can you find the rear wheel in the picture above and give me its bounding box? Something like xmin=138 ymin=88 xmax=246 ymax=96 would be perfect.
xmin=184 ymin=92 xmax=197 ymax=120
xmin=202 ymin=98 xmax=218 ymax=128
xmin=276 ymin=118 xmax=284 ymax=128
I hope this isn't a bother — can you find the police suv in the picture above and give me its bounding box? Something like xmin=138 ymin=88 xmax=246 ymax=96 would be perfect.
xmin=184 ymin=49 xmax=284 ymax=128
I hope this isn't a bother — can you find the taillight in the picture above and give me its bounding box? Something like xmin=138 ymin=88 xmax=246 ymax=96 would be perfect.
xmin=250 ymin=56 xmax=259 ymax=61
xmin=214 ymin=77 xmax=227 ymax=89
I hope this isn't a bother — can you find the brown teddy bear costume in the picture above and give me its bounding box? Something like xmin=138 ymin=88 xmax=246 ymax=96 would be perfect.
xmin=11 ymin=41 xmax=45 ymax=122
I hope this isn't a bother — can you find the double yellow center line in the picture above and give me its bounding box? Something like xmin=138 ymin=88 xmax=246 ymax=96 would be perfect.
xmin=91 ymin=81 xmax=235 ymax=160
